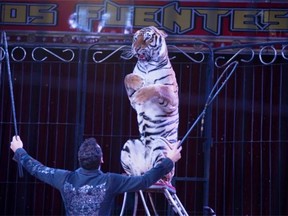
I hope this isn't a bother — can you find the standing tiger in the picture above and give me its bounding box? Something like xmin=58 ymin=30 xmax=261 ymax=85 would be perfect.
xmin=120 ymin=26 xmax=179 ymax=184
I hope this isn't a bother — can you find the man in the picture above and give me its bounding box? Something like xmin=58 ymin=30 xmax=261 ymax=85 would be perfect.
xmin=10 ymin=135 xmax=182 ymax=215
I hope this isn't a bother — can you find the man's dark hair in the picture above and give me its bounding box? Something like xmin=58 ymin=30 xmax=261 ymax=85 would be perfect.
xmin=78 ymin=138 xmax=103 ymax=170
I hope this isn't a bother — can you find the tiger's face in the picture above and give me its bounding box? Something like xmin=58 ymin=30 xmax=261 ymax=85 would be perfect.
xmin=132 ymin=26 xmax=168 ymax=62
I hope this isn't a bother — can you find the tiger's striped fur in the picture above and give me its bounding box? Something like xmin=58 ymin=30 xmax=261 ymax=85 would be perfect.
xmin=120 ymin=26 xmax=179 ymax=183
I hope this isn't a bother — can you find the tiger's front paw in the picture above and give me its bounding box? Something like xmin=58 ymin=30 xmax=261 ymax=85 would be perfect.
xmin=132 ymin=86 xmax=160 ymax=105
xmin=125 ymin=74 xmax=144 ymax=97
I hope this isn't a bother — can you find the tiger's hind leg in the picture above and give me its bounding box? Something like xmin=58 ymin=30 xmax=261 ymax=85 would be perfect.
xmin=121 ymin=139 xmax=148 ymax=176
xmin=120 ymin=138 xmax=176 ymax=186
xmin=149 ymin=137 xmax=176 ymax=184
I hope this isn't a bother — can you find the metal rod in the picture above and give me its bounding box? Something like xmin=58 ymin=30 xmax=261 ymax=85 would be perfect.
xmin=3 ymin=31 xmax=23 ymax=177
xmin=3 ymin=32 xmax=18 ymax=136
xmin=179 ymin=61 xmax=239 ymax=147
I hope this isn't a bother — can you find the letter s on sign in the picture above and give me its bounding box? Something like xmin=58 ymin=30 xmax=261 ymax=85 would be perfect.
xmin=29 ymin=4 xmax=57 ymax=25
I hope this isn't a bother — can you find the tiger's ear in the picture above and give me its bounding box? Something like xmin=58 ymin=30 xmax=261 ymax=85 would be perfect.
xmin=150 ymin=26 xmax=167 ymax=38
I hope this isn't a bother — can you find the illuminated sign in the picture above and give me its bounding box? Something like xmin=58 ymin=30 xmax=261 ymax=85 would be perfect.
xmin=70 ymin=1 xmax=288 ymax=35
xmin=1 ymin=1 xmax=287 ymax=40
xmin=1 ymin=3 xmax=57 ymax=25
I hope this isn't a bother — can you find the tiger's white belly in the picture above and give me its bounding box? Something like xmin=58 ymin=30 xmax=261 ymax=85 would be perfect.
xmin=133 ymin=63 xmax=176 ymax=85
xmin=134 ymin=100 xmax=178 ymax=143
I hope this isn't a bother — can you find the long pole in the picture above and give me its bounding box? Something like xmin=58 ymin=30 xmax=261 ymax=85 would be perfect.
xmin=3 ymin=31 xmax=23 ymax=177
xmin=179 ymin=61 xmax=239 ymax=147
xmin=3 ymin=31 xmax=18 ymax=136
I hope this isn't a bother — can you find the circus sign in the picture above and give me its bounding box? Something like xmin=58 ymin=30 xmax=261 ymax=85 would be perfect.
xmin=68 ymin=1 xmax=288 ymax=37
xmin=1 ymin=0 xmax=287 ymax=45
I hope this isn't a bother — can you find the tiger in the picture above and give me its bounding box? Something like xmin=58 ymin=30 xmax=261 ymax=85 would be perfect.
xmin=120 ymin=26 xmax=179 ymax=184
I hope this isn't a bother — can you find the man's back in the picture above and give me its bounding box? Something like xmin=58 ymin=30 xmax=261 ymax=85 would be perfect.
xmin=63 ymin=168 xmax=107 ymax=215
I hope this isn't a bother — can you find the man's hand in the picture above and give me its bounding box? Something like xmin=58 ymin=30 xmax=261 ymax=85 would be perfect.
xmin=166 ymin=141 xmax=182 ymax=163
xmin=10 ymin=136 xmax=23 ymax=152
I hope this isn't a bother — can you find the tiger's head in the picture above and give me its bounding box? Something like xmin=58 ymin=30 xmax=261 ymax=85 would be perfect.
xmin=121 ymin=26 xmax=168 ymax=62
